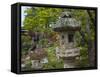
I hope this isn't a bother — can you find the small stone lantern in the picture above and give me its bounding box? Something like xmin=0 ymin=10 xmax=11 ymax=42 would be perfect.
xmin=21 ymin=30 xmax=48 ymax=69
xmin=52 ymin=11 xmax=81 ymax=68
xmin=29 ymin=48 xmax=48 ymax=69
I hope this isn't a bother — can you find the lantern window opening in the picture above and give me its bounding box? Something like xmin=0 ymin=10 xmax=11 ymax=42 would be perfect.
xmin=68 ymin=33 xmax=74 ymax=43
xmin=62 ymin=35 xmax=65 ymax=39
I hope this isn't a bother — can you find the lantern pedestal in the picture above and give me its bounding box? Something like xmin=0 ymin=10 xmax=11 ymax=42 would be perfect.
xmin=56 ymin=47 xmax=80 ymax=68
xmin=63 ymin=59 xmax=76 ymax=68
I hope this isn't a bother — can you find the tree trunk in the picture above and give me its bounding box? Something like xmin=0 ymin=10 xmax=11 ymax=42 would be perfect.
xmin=87 ymin=10 xmax=95 ymax=67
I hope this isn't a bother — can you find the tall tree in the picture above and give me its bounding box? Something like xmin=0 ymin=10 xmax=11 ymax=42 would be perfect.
xmin=86 ymin=10 xmax=96 ymax=67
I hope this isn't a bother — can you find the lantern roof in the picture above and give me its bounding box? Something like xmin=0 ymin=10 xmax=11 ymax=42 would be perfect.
xmin=52 ymin=11 xmax=81 ymax=32
xmin=30 ymin=48 xmax=47 ymax=60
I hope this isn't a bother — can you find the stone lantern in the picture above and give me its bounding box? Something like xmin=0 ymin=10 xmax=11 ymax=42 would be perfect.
xmin=52 ymin=11 xmax=81 ymax=68
xmin=29 ymin=48 xmax=48 ymax=69
xmin=21 ymin=30 xmax=48 ymax=69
